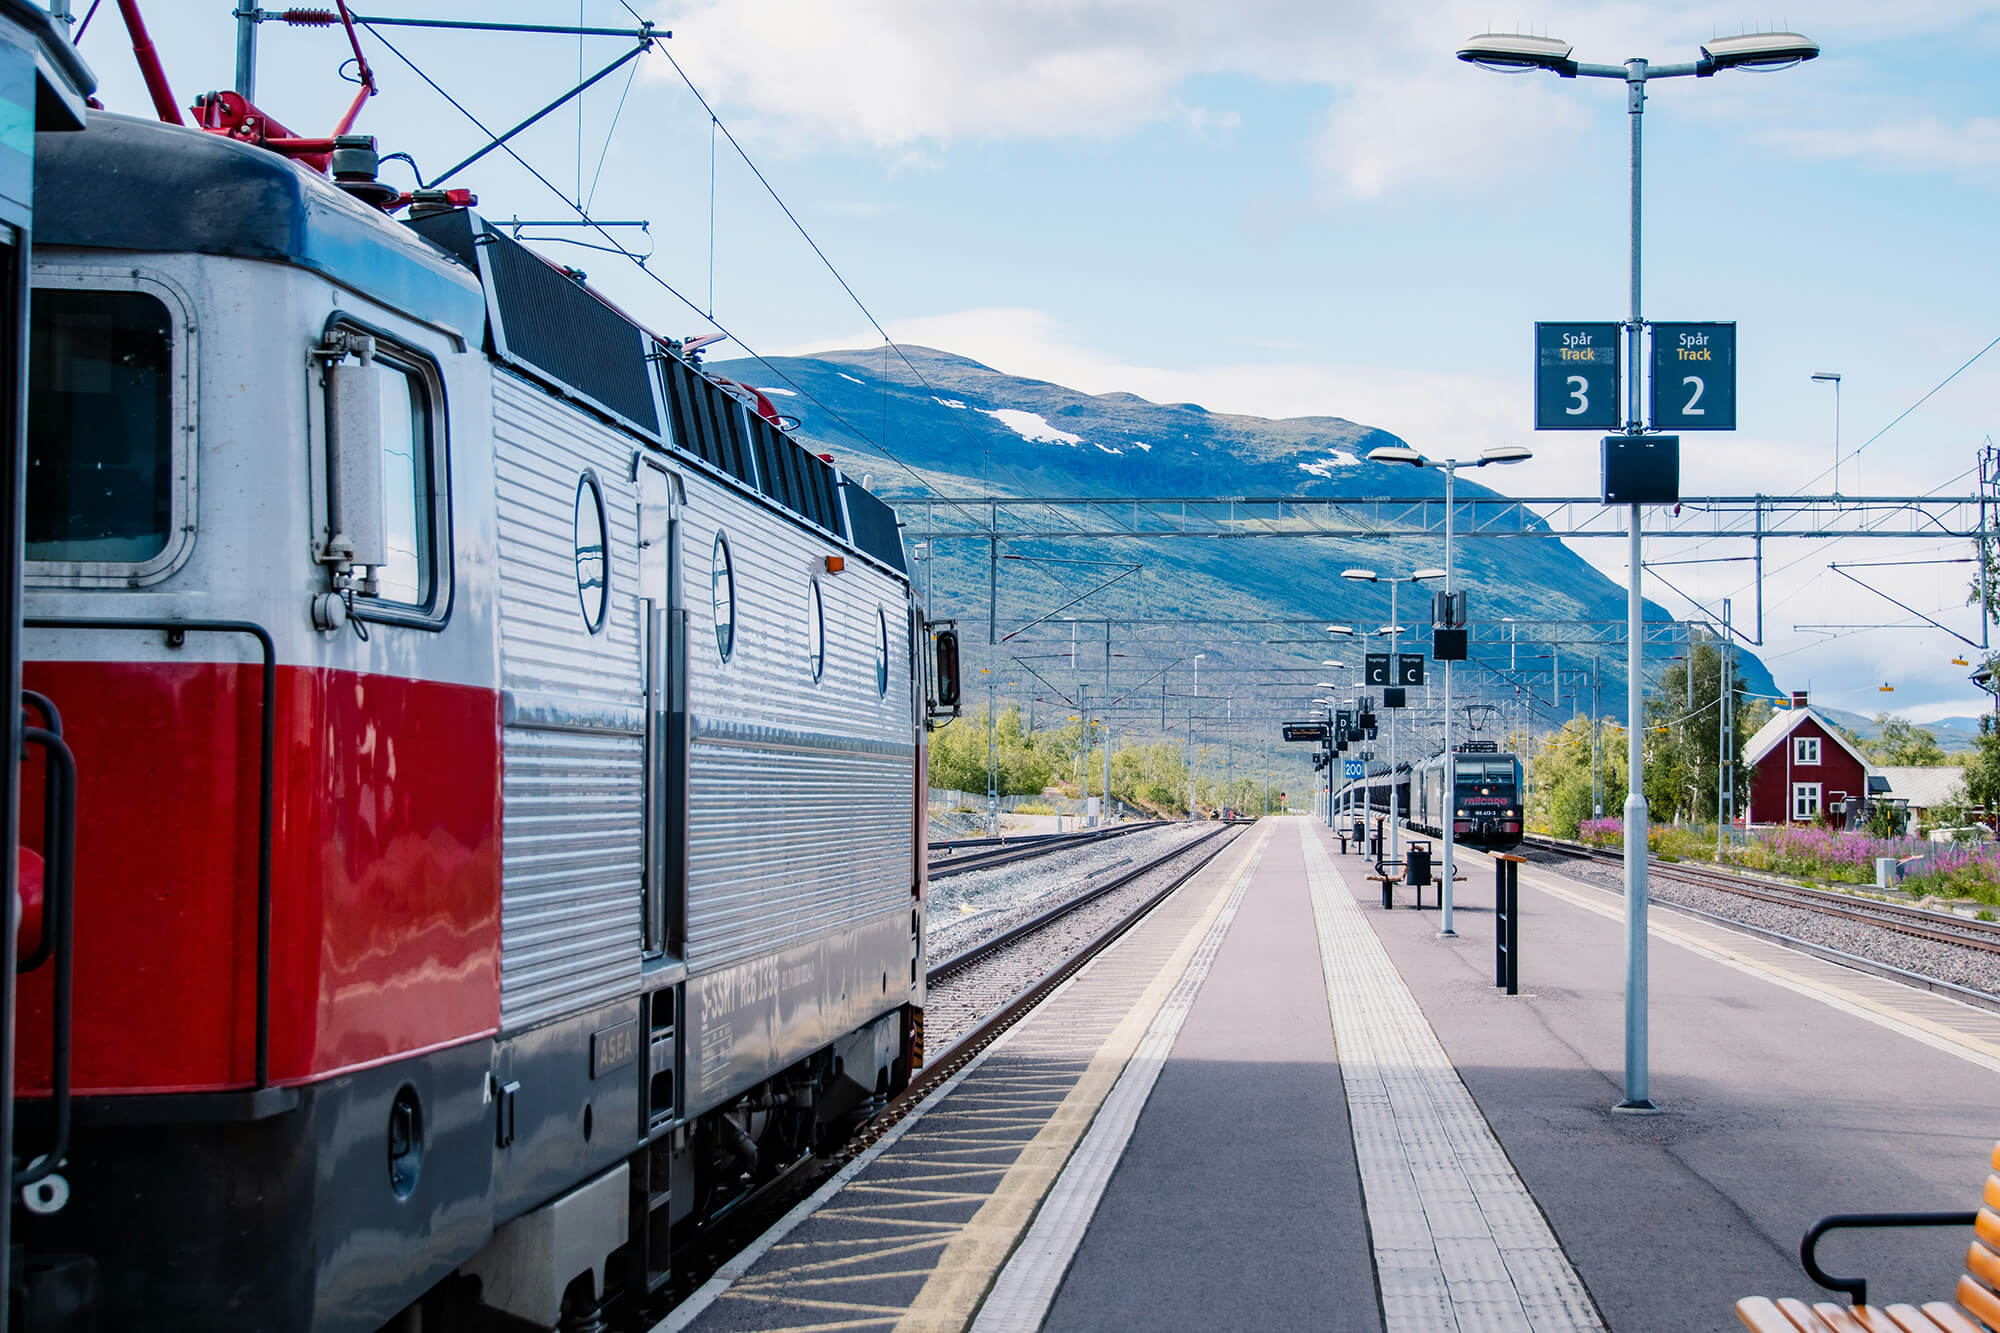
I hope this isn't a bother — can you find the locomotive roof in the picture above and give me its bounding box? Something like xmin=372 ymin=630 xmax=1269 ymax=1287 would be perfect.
xmin=35 ymin=113 xmax=911 ymax=577
xmin=34 ymin=111 xmax=488 ymax=336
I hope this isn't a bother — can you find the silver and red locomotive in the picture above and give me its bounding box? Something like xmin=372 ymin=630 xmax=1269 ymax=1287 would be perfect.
xmin=14 ymin=93 xmax=931 ymax=1331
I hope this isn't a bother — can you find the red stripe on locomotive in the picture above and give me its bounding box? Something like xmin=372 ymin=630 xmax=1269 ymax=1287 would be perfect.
xmin=18 ymin=660 xmax=501 ymax=1094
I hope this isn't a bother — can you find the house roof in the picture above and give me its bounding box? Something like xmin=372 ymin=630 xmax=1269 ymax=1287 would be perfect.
xmin=1874 ymin=765 xmax=1966 ymax=809
xmin=1742 ymin=705 xmax=1873 ymax=770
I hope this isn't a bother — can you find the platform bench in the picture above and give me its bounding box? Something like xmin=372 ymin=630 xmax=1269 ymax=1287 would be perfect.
xmin=1365 ymin=873 xmax=1402 ymax=911
xmin=1736 ymin=1141 xmax=2000 ymax=1333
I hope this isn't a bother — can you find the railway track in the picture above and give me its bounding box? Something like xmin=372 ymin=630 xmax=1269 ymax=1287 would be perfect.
xmin=926 ymin=818 xmax=1171 ymax=879
xmin=1520 ymin=833 xmax=2000 ymax=957
xmin=663 ymin=821 xmax=1246 ymax=1310
xmin=853 ymin=820 xmax=1243 ymax=1153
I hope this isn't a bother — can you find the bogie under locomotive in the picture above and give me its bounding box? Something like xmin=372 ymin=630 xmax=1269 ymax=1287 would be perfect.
xmin=15 ymin=111 xmax=932 ymax=1331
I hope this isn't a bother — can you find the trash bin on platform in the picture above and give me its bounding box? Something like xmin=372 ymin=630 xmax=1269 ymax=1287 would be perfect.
xmin=1407 ymin=843 xmax=1432 ymax=888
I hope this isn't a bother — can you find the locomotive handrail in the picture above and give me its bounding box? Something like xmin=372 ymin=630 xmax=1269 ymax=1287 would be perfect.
xmin=18 ymin=691 xmax=63 ymax=975
xmin=16 ymin=726 xmax=74 ymax=1186
xmin=25 ymin=617 xmax=277 ymax=1090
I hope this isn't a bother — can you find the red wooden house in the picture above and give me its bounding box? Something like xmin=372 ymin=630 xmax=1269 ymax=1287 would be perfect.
xmin=1743 ymin=706 xmax=1871 ymax=826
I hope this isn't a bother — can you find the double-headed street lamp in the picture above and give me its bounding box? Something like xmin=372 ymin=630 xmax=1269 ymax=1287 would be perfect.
xmin=1459 ymin=25 xmax=1818 ymax=1112
xmin=1340 ymin=567 xmax=1444 ymax=866
xmin=1368 ymin=444 xmax=1532 ymax=937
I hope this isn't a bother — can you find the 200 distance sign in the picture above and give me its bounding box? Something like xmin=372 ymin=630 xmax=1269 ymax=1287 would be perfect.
xmin=1534 ymin=322 xmax=1621 ymax=430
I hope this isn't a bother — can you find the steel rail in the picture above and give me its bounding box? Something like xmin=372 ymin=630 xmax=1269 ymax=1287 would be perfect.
xmin=1522 ymin=834 xmax=2000 ymax=956
xmin=926 ymin=819 xmax=1166 ymax=880
xmin=842 ymin=822 xmax=1248 ymax=1159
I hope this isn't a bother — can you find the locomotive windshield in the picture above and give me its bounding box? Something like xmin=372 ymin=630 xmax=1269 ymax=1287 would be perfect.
xmin=1456 ymin=758 xmax=1515 ymax=783
xmin=26 ymin=288 xmax=173 ymax=563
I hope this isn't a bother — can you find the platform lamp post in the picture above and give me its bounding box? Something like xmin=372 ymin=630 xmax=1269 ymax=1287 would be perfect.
xmin=1367 ymin=444 xmax=1533 ymax=936
xmin=1458 ymin=25 xmax=1819 ymax=1112
xmin=1318 ymin=667 xmax=1350 ymax=827
xmin=1188 ymin=652 xmax=1205 ymax=820
xmin=1812 ymin=371 xmax=1842 ymax=494
xmin=1341 ymin=569 xmax=1444 ymax=867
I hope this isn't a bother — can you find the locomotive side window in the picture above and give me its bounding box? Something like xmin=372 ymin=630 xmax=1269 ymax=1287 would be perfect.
xmin=875 ymin=606 xmax=889 ymax=697
xmin=712 ymin=532 xmax=735 ymax=661
xmin=326 ymin=319 xmax=450 ymax=626
xmin=806 ymin=576 xmax=825 ymax=682
xmin=375 ymin=358 xmax=433 ymax=606
xmin=573 ymin=472 xmax=609 ymax=633
xmin=26 ymin=288 xmax=175 ymax=566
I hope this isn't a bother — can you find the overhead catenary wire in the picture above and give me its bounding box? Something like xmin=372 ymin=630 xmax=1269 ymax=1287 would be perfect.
xmin=352 ymin=18 xmax=992 ymax=530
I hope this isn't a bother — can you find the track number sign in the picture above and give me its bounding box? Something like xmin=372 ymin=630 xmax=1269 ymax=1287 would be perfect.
xmin=1649 ymin=322 xmax=1736 ymax=431
xmin=1535 ymin=322 xmax=1621 ymax=430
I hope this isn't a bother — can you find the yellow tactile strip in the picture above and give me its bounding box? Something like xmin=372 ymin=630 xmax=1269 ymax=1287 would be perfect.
xmin=667 ymin=820 xmax=1276 ymax=1333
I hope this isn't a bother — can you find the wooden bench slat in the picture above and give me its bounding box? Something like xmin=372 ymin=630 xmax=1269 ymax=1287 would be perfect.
xmin=1783 ymin=1298 xmax=1850 ymax=1331
xmin=1968 ymin=1241 xmax=2000 ymax=1293
xmin=1735 ymin=1297 xmax=1823 ymax=1333
xmin=1988 ymin=1142 xmax=2000 ymax=1174
xmin=1836 ymin=1304 xmax=1914 ymax=1333
xmin=1885 ymin=1305 xmax=1958 ymax=1333
xmin=1957 ymin=1275 xmax=2000 ymax=1332
xmin=1812 ymin=1301 xmax=1884 ymax=1333
xmin=1978 ymin=1210 xmax=2000 ymax=1253
xmin=1982 ymin=1174 xmax=2000 ymax=1213
xmin=1919 ymin=1302 xmax=1990 ymax=1333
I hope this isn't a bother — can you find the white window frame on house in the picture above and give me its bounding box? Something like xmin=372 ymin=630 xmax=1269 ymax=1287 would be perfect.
xmin=1792 ymin=783 xmax=1822 ymax=820
xmin=1794 ymin=736 xmax=1821 ymax=765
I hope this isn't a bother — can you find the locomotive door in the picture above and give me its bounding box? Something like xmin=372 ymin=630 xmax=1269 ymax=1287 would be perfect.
xmin=636 ymin=460 xmax=685 ymax=961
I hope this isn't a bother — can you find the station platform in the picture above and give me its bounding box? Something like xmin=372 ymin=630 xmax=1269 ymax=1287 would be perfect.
xmin=661 ymin=817 xmax=2000 ymax=1333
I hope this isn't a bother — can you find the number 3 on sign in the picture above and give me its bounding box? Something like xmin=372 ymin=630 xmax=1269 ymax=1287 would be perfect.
xmin=1681 ymin=375 xmax=1704 ymax=415
xmin=1567 ymin=375 xmax=1588 ymax=415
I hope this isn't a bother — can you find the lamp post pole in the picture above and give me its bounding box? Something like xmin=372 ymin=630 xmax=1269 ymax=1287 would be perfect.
xmin=1457 ymin=24 xmax=1816 ymax=1115
xmin=1441 ymin=459 xmax=1458 ymax=937
xmin=1389 ymin=578 xmax=1401 ymax=865
xmin=1189 ymin=653 xmax=1203 ymax=820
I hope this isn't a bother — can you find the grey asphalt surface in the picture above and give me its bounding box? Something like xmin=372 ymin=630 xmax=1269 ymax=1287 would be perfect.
xmin=1041 ymin=823 xmax=1381 ymax=1333
xmin=1326 ymin=824 xmax=2000 ymax=1333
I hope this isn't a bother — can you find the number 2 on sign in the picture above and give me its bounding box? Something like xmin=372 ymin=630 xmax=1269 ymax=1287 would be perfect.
xmin=1566 ymin=375 xmax=1588 ymax=416
xmin=1681 ymin=375 xmax=1705 ymax=415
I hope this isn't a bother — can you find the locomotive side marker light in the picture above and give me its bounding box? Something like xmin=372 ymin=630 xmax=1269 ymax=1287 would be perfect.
xmin=824 ymin=555 xmax=845 ymax=573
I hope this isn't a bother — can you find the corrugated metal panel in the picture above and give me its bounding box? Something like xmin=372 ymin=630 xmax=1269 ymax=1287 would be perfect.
xmin=500 ymin=727 xmax=644 ymax=1026
xmin=676 ymin=468 xmax=917 ymax=971
xmin=491 ymin=372 xmax=646 ymax=1029
xmin=492 ymin=375 xmax=643 ymax=709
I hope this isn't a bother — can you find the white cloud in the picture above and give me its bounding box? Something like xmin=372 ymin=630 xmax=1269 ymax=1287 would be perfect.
xmin=657 ymin=1 xmax=2000 ymax=200
xmin=1761 ymin=116 xmax=2000 ymax=172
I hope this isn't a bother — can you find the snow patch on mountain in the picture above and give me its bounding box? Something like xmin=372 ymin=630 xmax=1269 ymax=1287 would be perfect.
xmin=756 ymin=386 xmax=797 ymax=397
xmin=933 ymin=396 xmax=969 ymax=410
xmin=1131 ymin=441 xmax=1152 ymax=452
xmin=1093 ymin=443 xmax=1124 ymax=455
xmin=838 ymin=372 xmax=865 ymax=385
xmin=1297 ymin=451 xmax=1361 ymax=478
xmin=982 ymin=408 xmax=1083 ymax=447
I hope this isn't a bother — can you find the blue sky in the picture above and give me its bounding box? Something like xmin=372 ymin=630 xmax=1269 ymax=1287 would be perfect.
xmin=103 ymin=2 xmax=2000 ymax=719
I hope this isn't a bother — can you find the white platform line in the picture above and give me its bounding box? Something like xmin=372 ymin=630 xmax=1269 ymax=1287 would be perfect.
xmin=1302 ymin=825 xmax=1605 ymax=1333
xmin=967 ymin=824 xmax=1277 ymax=1333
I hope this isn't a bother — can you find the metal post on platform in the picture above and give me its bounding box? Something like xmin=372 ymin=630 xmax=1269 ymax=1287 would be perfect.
xmin=1495 ymin=855 xmax=1521 ymax=995
xmin=1719 ymin=599 xmax=1734 ymax=858
xmin=1619 ymin=64 xmax=1655 ymax=1113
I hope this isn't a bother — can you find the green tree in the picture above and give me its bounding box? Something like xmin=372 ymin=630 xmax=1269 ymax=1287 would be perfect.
xmin=1642 ymin=639 xmax=1753 ymax=824
xmin=1960 ymin=728 xmax=2000 ymax=820
xmin=1865 ymin=713 xmax=1947 ymax=767
xmin=1524 ymin=716 xmax=1626 ymax=835
xmin=927 ymin=703 xmax=1056 ymax=796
